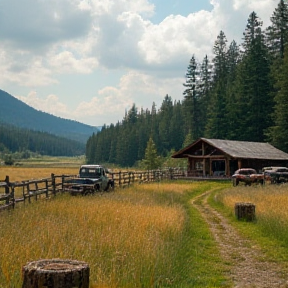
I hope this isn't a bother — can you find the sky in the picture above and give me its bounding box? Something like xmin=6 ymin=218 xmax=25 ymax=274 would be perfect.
xmin=0 ymin=0 xmax=280 ymax=127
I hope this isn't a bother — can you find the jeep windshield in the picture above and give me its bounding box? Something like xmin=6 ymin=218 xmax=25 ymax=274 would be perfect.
xmin=79 ymin=168 xmax=101 ymax=178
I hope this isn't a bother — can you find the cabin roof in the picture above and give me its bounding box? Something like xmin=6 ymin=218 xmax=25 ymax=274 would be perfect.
xmin=172 ymin=138 xmax=288 ymax=160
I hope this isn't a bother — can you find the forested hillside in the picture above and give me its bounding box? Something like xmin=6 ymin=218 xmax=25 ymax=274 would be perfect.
xmin=0 ymin=122 xmax=85 ymax=157
xmin=0 ymin=89 xmax=99 ymax=143
xmin=86 ymin=1 xmax=288 ymax=167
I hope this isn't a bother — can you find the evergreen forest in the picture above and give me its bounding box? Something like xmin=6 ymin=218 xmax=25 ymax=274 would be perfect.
xmin=86 ymin=1 xmax=288 ymax=168
xmin=0 ymin=122 xmax=85 ymax=159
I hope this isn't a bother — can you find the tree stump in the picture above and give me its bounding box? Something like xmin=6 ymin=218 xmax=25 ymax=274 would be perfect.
xmin=22 ymin=259 xmax=89 ymax=288
xmin=235 ymin=202 xmax=256 ymax=221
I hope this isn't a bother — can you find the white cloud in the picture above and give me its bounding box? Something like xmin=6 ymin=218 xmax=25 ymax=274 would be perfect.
xmin=0 ymin=0 xmax=92 ymax=51
xmin=71 ymin=71 xmax=184 ymax=125
xmin=82 ymin=0 xmax=154 ymax=17
xmin=210 ymin=0 xmax=277 ymax=46
xmin=139 ymin=10 xmax=216 ymax=64
xmin=1 ymin=0 xmax=280 ymax=126
xmin=16 ymin=91 xmax=69 ymax=116
xmin=49 ymin=51 xmax=98 ymax=74
xmin=0 ymin=51 xmax=57 ymax=87
xmin=15 ymin=70 xmax=184 ymax=126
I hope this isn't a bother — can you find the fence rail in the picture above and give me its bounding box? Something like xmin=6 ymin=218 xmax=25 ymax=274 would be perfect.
xmin=110 ymin=168 xmax=186 ymax=186
xmin=0 ymin=168 xmax=186 ymax=211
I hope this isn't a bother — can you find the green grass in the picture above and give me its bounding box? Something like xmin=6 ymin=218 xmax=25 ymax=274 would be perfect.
xmin=144 ymin=181 xmax=231 ymax=287
xmin=179 ymin=182 xmax=232 ymax=288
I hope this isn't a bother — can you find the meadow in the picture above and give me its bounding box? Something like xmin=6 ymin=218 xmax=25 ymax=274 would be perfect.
xmin=2 ymin=165 xmax=288 ymax=287
xmin=0 ymin=166 xmax=229 ymax=288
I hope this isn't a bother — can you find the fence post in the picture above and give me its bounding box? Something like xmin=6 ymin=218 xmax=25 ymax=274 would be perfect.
xmin=128 ymin=172 xmax=131 ymax=186
xmin=119 ymin=171 xmax=122 ymax=187
xmin=11 ymin=185 xmax=15 ymax=208
xmin=4 ymin=176 xmax=10 ymax=205
xmin=51 ymin=173 xmax=56 ymax=196
xmin=27 ymin=182 xmax=31 ymax=203
xmin=45 ymin=179 xmax=49 ymax=198
xmin=61 ymin=175 xmax=65 ymax=192
xmin=35 ymin=182 xmax=38 ymax=201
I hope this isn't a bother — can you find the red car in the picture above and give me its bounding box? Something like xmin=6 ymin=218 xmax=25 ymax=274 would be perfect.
xmin=232 ymin=168 xmax=264 ymax=186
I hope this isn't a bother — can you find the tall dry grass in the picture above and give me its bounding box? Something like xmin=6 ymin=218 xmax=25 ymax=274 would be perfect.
xmin=217 ymin=184 xmax=288 ymax=246
xmin=0 ymin=180 xmax=193 ymax=287
xmin=1 ymin=167 xmax=229 ymax=287
xmin=0 ymin=166 xmax=79 ymax=182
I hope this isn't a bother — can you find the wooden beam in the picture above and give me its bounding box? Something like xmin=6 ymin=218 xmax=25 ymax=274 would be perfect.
xmin=186 ymin=155 xmax=226 ymax=159
xmin=238 ymin=159 xmax=242 ymax=169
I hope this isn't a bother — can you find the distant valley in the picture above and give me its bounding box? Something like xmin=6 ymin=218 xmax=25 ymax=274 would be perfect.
xmin=0 ymin=89 xmax=100 ymax=144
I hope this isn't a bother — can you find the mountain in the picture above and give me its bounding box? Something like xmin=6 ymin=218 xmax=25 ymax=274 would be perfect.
xmin=0 ymin=89 xmax=99 ymax=143
xmin=0 ymin=122 xmax=85 ymax=156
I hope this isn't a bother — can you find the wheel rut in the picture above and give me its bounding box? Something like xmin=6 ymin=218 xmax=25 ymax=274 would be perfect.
xmin=192 ymin=191 xmax=288 ymax=288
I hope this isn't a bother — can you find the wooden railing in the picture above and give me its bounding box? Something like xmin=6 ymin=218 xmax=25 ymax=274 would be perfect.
xmin=0 ymin=168 xmax=186 ymax=211
xmin=0 ymin=174 xmax=76 ymax=211
xmin=110 ymin=168 xmax=185 ymax=187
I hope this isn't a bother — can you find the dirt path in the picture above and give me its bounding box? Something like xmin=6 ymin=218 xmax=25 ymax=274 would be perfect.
xmin=192 ymin=191 xmax=288 ymax=288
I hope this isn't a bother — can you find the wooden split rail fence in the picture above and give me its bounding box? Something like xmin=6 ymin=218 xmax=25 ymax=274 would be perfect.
xmin=111 ymin=168 xmax=185 ymax=187
xmin=0 ymin=168 xmax=186 ymax=211
xmin=0 ymin=174 xmax=76 ymax=211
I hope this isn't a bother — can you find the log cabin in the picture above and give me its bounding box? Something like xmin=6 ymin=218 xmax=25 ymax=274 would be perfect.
xmin=172 ymin=138 xmax=288 ymax=177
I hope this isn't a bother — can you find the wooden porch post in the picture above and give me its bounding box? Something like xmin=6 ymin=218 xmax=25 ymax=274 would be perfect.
xmin=209 ymin=159 xmax=212 ymax=176
xmin=226 ymin=158 xmax=230 ymax=176
xmin=238 ymin=159 xmax=242 ymax=169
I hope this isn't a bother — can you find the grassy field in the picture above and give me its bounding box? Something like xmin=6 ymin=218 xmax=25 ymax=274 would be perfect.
xmin=0 ymin=156 xmax=82 ymax=182
xmin=2 ymin=165 xmax=288 ymax=287
xmin=212 ymin=183 xmax=288 ymax=269
xmin=0 ymin=166 xmax=230 ymax=288
xmin=14 ymin=155 xmax=85 ymax=168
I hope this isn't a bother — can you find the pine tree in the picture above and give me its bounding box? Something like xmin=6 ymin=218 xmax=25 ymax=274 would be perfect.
xmin=205 ymin=30 xmax=228 ymax=138
xmin=233 ymin=12 xmax=272 ymax=142
xmin=266 ymin=0 xmax=288 ymax=123
xmin=198 ymin=55 xmax=212 ymax=135
xmin=183 ymin=55 xmax=202 ymax=139
xmin=169 ymin=100 xmax=185 ymax=151
xmin=225 ymin=40 xmax=240 ymax=139
xmin=266 ymin=0 xmax=288 ymax=59
xmin=183 ymin=129 xmax=194 ymax=148
xmin=141 ymin=137 xmax=161 ymax=170
xmin=267 ymin=47 xmax=288 ymax=152
xmin=158 ymin=95 xmax=173 ymax=154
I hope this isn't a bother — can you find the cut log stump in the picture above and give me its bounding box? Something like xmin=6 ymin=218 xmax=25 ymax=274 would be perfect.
xmin=235 ymin=202 xmax=256 ymax=221
xmin=22 ymin=259 xmax=89 ymax=288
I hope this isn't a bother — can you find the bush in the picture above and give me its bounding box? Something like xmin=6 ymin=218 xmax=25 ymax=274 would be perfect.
xmin=4 ymin=154 xmax=14 ymax=165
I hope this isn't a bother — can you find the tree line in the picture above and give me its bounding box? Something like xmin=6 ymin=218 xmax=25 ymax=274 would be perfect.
xmin=0 ymin=122 xmax=85 ymax=162
xmin=86 ymin=1 xmax=288 ymax=167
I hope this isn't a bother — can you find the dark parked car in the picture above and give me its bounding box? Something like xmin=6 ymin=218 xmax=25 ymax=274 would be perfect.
xmin=64 ymin=164 xmax=114 ymax=195
xmin=232 ymin=168 xmax=264 ymax=186
xmin=263 ymin=167 xmax=288 ymax=184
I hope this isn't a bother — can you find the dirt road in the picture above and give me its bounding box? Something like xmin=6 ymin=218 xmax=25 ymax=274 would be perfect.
xmin=192 ymin=191 xmax=288 ymax=288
